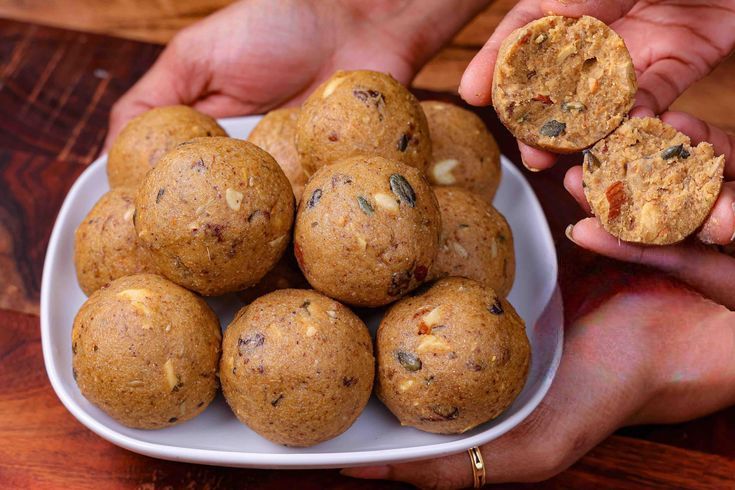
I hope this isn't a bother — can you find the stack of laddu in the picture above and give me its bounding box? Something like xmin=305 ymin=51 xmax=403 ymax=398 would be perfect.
xmin=71 ymin=68 xmax=531 ymax=445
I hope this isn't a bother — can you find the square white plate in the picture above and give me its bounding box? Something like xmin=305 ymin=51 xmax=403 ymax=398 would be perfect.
xmin=41 ymin=115 xmax=563 ymax=469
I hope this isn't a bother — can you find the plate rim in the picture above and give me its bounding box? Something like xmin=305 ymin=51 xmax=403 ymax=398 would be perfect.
xmin=40 ymin=115 xmax=563 ymax=469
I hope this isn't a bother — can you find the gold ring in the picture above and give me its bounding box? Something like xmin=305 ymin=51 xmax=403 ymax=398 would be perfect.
xmin=467 ymin=446 xmax=486 ymax=488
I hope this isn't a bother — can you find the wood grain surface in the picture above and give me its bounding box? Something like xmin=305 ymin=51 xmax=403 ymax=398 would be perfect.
xmin=1 ymin=1 xmax=734 ymax=487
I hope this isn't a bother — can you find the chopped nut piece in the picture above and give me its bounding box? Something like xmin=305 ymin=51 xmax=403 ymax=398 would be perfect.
xmin=225 ymin=188 xmax=244 ymax=211
xmin=557 ymin=44 xmax=577 ymax=61
xmin=588 ymin=77 xmax=600 ymax=94
xmin=117 ymin=289 xmax=153 ymax=316
xmin=452 ymin=242 xmax=469 ymax=258
xmin=605 ymin=181 xmax=626 ymax=220
xmin=534 ymin=33 xmax=548 ymax=44
xmin=431 ymin=159 xmax=459 ymax=185
xmin=356 ymin=235 xmax=367 ymax=251
xmin=399 ymin=379 xmax=415 ymax=392
xmin=374 ymin=193 xmax=399 ymax=213
xmin=639 ymin=202 xmax=663 ymax=233
xmin=322 ymin=76 xmax=345 ymax=98
xmin=163 ymin=359 xmax=178 ymax=391
xmin=532 ymin=94 xmax=553 ymax=105
xmin=422 ymin=306 xmax=443 ymax=327
xmin=417 ymin=335 xmax=451 ymax=354
xmin=268 ymin=235 xmax=287 ymax=248
xmin=305 ymin=326 xmax=317 ymax=337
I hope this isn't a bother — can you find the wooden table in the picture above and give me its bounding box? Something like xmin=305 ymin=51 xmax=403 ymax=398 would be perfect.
xmin=1 ymin=3 xmax=735 ymax=488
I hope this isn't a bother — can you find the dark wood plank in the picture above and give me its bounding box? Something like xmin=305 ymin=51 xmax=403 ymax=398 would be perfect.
xmin=551 ymin=436 xmax=735 ymax=490
xmin=0 ymin=20 xmax=162 ymax=165
xmin=0 ymin=149 xmax=88 ymax=315
xmin=0 ymin=0 xmax=233 ymax=44
xmin=0 ymin=19 xmax=162 ymax=314
xmin=619 ymin=408 xmax=735 ymax=460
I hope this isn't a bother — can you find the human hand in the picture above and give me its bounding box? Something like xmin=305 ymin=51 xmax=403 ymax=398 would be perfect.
xmin=342 ymin=270 xmax=735 ymax=488
xmin=104 ymin=0 xmax=490 ymax=150
xmin=564 ymin=109 xmax=735 ymax=299
xmin=459 ymin=0 xmax=735 ymax=171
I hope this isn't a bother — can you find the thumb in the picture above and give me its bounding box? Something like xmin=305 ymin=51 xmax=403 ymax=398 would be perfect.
xmin=459 ymin=0 xmax=637 ymax=106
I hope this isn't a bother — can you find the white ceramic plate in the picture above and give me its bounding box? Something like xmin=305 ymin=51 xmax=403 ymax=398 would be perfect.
xmin=41 ymin=115 xmax=563 ymax=469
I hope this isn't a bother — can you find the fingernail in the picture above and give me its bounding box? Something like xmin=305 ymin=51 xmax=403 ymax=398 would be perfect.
xmin=341 ymin=465 xmax=390 ymax=480
xmin=731 ymin=203 xmax=735 ymax=242
xmin=520 ymin=155 xmax=541 ymax=172
xmin=698 ymin=217 xmax=718 ymax=244
xmin=565 ymin=224 xmax=576 ymax=243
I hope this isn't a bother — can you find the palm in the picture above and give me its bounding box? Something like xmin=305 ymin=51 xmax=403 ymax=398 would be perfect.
xmin=106 ymin=0 xmax=416 ymax=144
xmin=611 ymin=0 xmax=735 ymax=113
xmin=174 ymin=1 xmax=411 ymax=113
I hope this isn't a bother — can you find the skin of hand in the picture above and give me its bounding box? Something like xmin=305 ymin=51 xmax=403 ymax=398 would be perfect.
xmin=564 ymin=108 xmax=735 ymax=308
xmin=342 ymin=270 xmax=735 ymax=488
xmin=103 ymin=0 xmax=489 ymax=150
xmin=460 ymin=0 xmax=735 ymax=245
xmin=460 ymin=0 xmax=735 ymax=170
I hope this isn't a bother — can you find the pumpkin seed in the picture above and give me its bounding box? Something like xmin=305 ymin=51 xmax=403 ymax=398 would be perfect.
xmin=431 ymin=405 xmax=459 ymax=420
xmin=539 ymin=119 xmax=566 ymax=137
xmin=488 ymin=298 xmax=504 ymax=315
xmin=238 ymin=333 xmax=265 ymax=353
xmin=583 ymin=149 xmax=601 ymax=172
xmin=661 ymin=144 xmax=687 ymax=160
xmin=271 ymin=394 xmax=284 ymax=407
xmin=306 ymin=188 xmax=322 ymax=209
xmin=357 ymin=196 xmax=374 ymax=215
xmin=388 ymin=269 xmax=412 ymax=296
xmin=397 ymin=133 xmax=410 ymax=152
xmin=389 ymin=174 xmax=416 ymax=207
xmin=397 ymin=351 xmax=422 ymax=371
